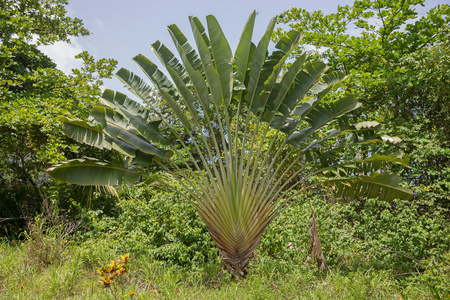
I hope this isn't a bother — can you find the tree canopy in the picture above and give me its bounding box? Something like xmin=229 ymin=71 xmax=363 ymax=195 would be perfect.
xmin=276 ymin=0 xmax=450 ymax=207
xmin=0 ymin=0 xmax=117 ymax=223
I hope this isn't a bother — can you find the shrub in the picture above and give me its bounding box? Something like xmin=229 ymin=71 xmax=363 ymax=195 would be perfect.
xmin=78 ymin=183 xmax=450 ymax=278
xmin=258 ymin=192 xmax=450 ymax=276
xmin=79 ymin=183 xmax=217 ymax=266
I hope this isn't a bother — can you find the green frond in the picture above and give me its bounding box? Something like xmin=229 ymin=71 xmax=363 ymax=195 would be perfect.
xmin=48 ymin=12 xmax=413 ymax=277
xmin=48 ymin=158 xmax=142 ymax=186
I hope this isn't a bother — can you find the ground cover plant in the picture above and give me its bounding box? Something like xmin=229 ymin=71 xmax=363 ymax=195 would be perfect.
xmin=48 ymin=11 xmax=412 ymax=277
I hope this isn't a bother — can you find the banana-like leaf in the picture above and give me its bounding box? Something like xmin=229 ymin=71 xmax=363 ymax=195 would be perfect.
xmin=48 ymin=158 xmax=142 ymax=186
xmin=259 ymin=31 xmax=304 ymax=113
xmin=132 ymin=54 xmax=178 ymax=98
xmin=264 ymin=31 xmax=303 ymax=89
xmin=263 ymin=52 xmax=311 ymax=120
xmin=276 ymin=61 xmax=328 ymax=117
xmin=190 ymin=16 xmax=211 ymax=46
xmin=103 ymin=118 xmax=166 ymax=159
xmin=100 ymin=90 xmax=173 ymax=146
xmin=233 ymin=11 xmax=256 ymax=85
xmin=184 ymin=60 xmax=211 ymax=114
xmin=297 ymin=118 xmax=382 ymax=155
xmin=267 ymin=62 xmax=343 ymax=132
xmin=62 ymin=118 xmax=112 ymax=150
xmin=167 ymin=25 xmax=211 ymax=113
xmin=166 ymin=66 xmax=200 ymax=122
xmin=150 ymin=40 xmax=189 ymax=84
xmin=329 ymin=172 xmax=413 ymax=201
xmin=245 ymin=16 xmax=277 ymax=111
xmin=63 ymin=117 xmax=138 ymax=158
xmin=321 ymin=154 xmax=410 ymax=177
xmin=287 ymin=95 xmax=361 ymax=147
xmin=91 ymin=106 xmax=130 ymax=130
xmin=150 ymin=42 xmax=201 ymax=120
xmin=63 ymin=116 xmax=159 ymax=163
xmin=190 ymin=16 xmax=224 ymax=106
xmin=167 ymin=24 xmax=203 ymax=72
xmin=115 ymin=68 xmax=154 ymax=103
xmin=207 ymin=15 xmax=233 ymax=106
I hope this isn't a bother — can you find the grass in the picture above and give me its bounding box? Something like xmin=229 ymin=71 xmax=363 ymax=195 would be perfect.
xmin=1 ymin=198 xmax=447 ymax=299
xmin=0 ymin=239 xmax=439 ymax=300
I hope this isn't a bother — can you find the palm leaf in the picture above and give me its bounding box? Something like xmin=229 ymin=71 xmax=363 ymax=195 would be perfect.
xmin=207 ymin=15 xmax=233 ymax=105
xmin=99 ymin=90 xmax=173 ymax=146
xmin=190 ymin=16 xmax=224 ymax=106
xmin=245 ymin=16 xmax=277 ymax=111
xmin=329 ymin=172 xmax=413 ymax=201
xmin=233 ymin=11 xmax=256 ymax=86
xmin=167 ymin=23 xmax=203 ymax=72
xmin=287 ymin=94 xmax=361 ymax=147
xmin=150 ymin=40 xmax=189 ymax=84
xmin=62 ymin=118 xmax=112 ymax=150
xmin=48 ymin=158 xmax=142 ymax=186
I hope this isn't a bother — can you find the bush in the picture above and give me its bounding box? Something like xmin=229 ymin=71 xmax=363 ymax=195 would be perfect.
xmin=78 ymin=183 xmax=450 ymax=278
xmin=78 ymin=183 xmax=218 ymax=266
xmin=323 ymin=197 xmax=450 ymax=273
xmin=258 ymin=192 xmax=450 ymax=277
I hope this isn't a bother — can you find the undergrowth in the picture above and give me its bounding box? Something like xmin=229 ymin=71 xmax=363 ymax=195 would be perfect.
xmin=1 ymin=183 xmax=448 ymax=299
xmin=1 ymin=239 xmax=448 ymax=299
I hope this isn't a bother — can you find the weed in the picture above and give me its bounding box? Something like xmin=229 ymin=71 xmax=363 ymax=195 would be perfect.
xmin=22 ymin=201 xmax=79 ymax=268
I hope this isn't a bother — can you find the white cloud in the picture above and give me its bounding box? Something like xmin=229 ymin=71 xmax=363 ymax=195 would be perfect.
xmin=38 ymin=38 xmax=84 ymax=74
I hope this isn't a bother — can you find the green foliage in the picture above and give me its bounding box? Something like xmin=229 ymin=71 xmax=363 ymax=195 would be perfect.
xmin=0 ymin=0 xmax=118 ymax=235
xmin=276 ymin=4 xmax=450 ymax=279
xmin=0 ymin=44 xmax=117 ymax=183
xmin=277 ymin=0 xmax=449 ymax=73
xmin=73 ymin=182 xmax=449 ymax=288
xmin=325 ymin=198 xmax=449 ymax=271
xmin=1 ymin=184 xmax=449 ymax=296
xmin=276 ymin=1 xmax=450 ymax=206
xmin=78 ymin=183 xmax=217 ymax=266
xmin=259 ymin=194 xmax=450 ymax=275
xmin=1 ymin=204 xmax=448 ymax=299
xmin=0 ymin=0 xmax=89 ymax=44
xmin=420 ymin=250 xmax=450 ymax=298
xmin=49 ymin=12 xmax=413 ymax=276
xmin=0 ymin=0 xmax=117 ymax=177
xmin=21 ymin=202 xmax=80 ymax=268
xmin=384 ymin=40 xmax=450 ymax=194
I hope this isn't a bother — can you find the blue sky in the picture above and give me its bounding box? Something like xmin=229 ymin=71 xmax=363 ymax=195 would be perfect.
xmin=39 ymin=0 xmax=448 ymax=93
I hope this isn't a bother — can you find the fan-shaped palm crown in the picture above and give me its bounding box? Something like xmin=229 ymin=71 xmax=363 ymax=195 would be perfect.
xmin=48 ymin=12 xmax=412 ymax=276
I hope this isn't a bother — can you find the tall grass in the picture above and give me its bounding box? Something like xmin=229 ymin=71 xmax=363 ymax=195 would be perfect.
xmin=0 ymin=239 xmax=442 ymax=299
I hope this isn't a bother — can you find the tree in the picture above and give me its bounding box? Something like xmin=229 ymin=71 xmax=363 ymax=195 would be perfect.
xmin=276 ymin=0 xmax=450 ymax=208
xmin=0 ymin=0 xmax=117 ymax=190
xmin=48 ymin=12 xmax=412 ymax=276
xmin=0 ymin=0 xmax=117 ymax=232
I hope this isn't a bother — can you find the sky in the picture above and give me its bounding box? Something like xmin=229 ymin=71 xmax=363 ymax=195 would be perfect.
xmin=38 ymin=0 xmax=448 ymax=94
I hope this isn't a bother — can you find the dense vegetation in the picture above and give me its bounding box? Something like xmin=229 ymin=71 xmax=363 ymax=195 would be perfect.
xmin=0 ymin=0 xmax=117 ymax=236
xmin=276 ymin=0 xmax=450 ymax=210
xmin=1 ymin=0 xmax=449 ymax=299
xmin=48 ymin=10 xmax=414 ymax=277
